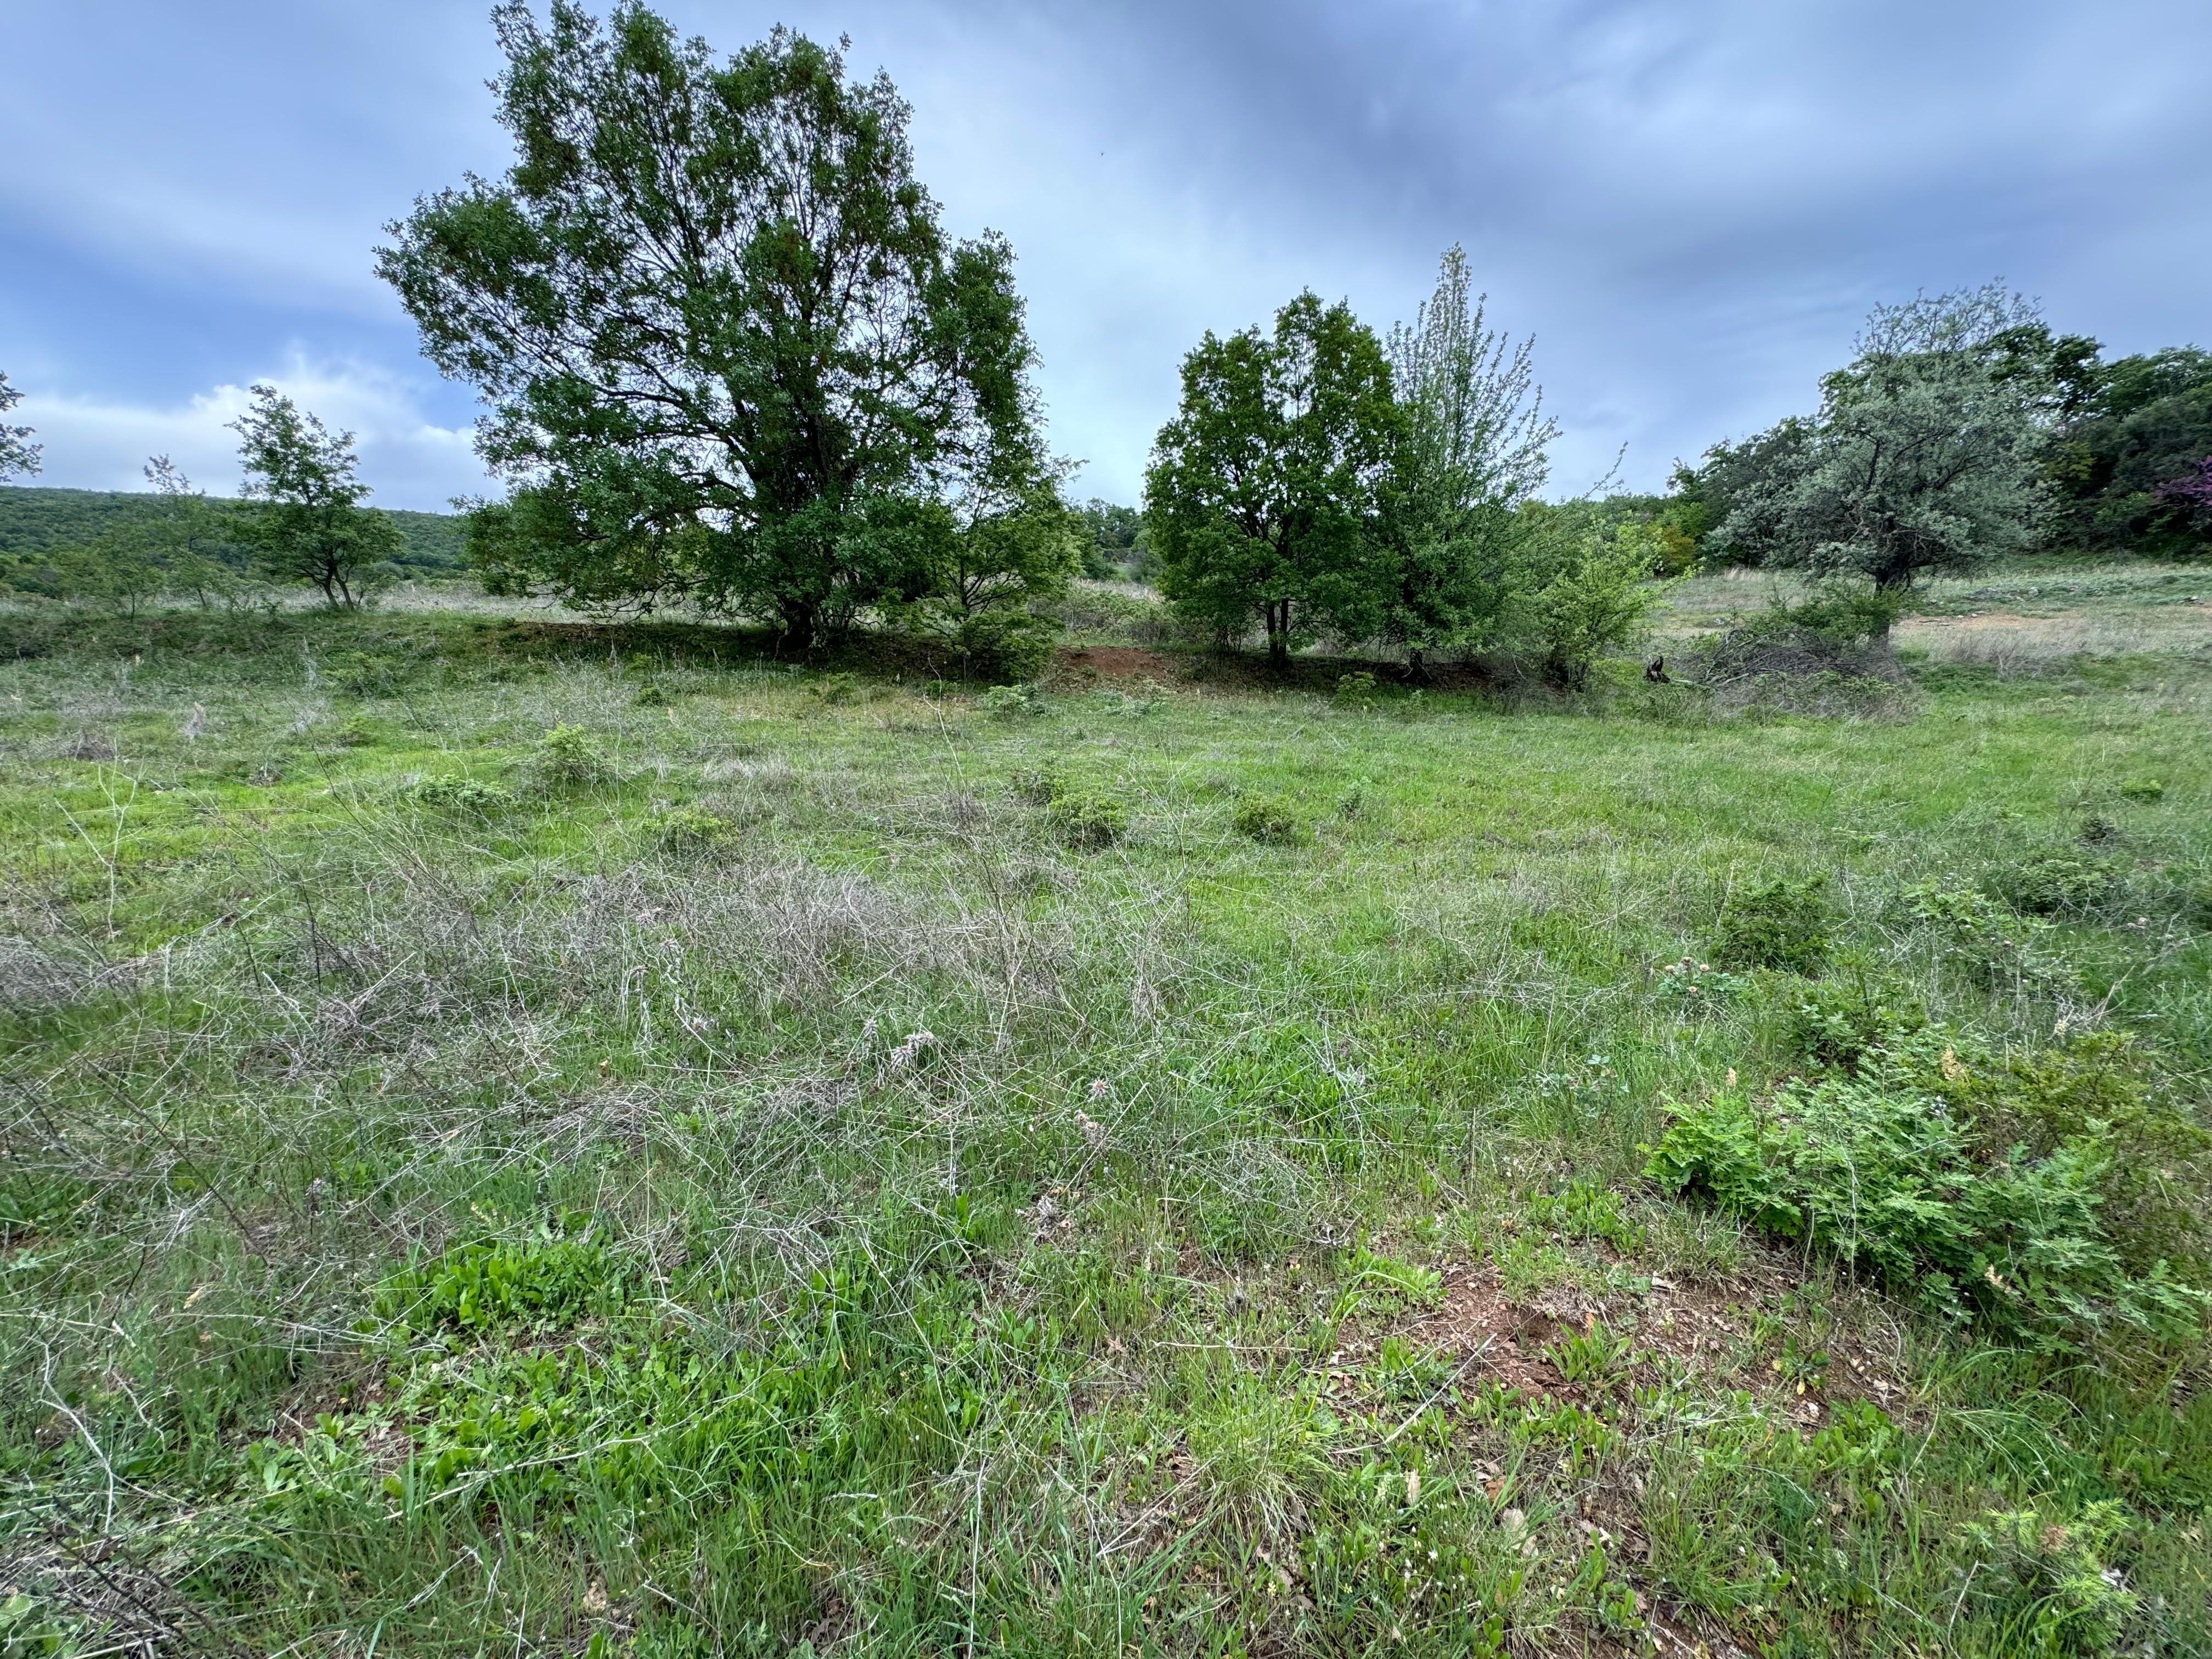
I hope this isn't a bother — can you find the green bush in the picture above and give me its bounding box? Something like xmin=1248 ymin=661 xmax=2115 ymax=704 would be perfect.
xmin=981 ymin=682 xmax=1043 ymax=718
xmin=1715 ymin=874 xmax=1832 ymax=972
xmin=634 ymin=680 xmax=670 ymax=707
xmin=810 ymin=671 xmax=859 ymax=706
xmin=1784 ymin=978 xmax=1927 ymax=1071
xmin=536 ymin=723 xmax=613 ymax=786
xmin=653 ymin=805 xmax=735 ymax=855
xmin=1646 ymin=1031 xmax=2208 ymax=1352
xmin=1333 ymin=670 xmax=1378 ymax=707
xmin=1009 ymin=763 xmax=1066 ymax=806
xmin=1050 ymin=787 xmax=1126 ymax=851
xmin=409 ymin=774 xmax=518 ymax=815
xmin=2000 ymin=851 xmax=2123 ymax=917
xmin=1232 ymin=793 xmax=1304 ymax=845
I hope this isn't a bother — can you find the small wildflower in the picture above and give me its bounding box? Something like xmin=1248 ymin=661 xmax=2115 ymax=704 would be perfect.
xmin=1088 ymin=1077 xmax=1110 ymax=1102
xmin=1405 ymin=1468 xmax=1420 ymax=1505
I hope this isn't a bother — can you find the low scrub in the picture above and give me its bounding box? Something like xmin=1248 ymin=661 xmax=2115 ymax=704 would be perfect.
xmin=1647 ymin=1029 xmax=2210 ymax=1352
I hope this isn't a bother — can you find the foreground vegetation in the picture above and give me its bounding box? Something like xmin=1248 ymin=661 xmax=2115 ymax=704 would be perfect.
xmin=3 ymin=574 xmax=2209 ymax=1656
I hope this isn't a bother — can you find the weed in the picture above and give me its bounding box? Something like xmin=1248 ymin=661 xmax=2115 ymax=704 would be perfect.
xmin=981 ymin=682 xmax=1042 ymax=717
xmin=653 ymin=805 xmax=736 ymax=855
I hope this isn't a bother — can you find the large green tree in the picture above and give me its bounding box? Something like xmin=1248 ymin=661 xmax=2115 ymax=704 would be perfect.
xmin=0 ymin=371 xmax=39 ymax=481
xmin=1375 ymin=245 xmax=1558 ymax=669
xmin=1143 ymin=292 xmax=1398 ymax=667
xmin=380 ymin=3 xmax=1053 ymax=648
xmin=230 ymin=386 xmax=403 ymax=609
xmin=1712 ymin=285 xmax=2055 ymax=590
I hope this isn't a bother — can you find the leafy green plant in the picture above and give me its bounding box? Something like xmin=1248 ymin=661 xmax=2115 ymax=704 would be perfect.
xmin=377 ymin=1222 xmax=629 ymax=1336
xmin=1715 ymin=873 xmax=1833 ymax=972
xmin=634 ymin=680 xmax=670 ymax=707
xmin=1543 ymin=1322 xmax=1631 ymax=1387
xmin=1049 ymin=787 xmax=1126 ymax=850
xmin=1333 ymin=670 xmax=1378 ymax=706
xmin=1526 ymin=1179 xmax=1646 ymax=1252
xmin=1232 ymin=792 xmax=1304 ymax=845
xmin=537 ymin=723 xmax=613 ymax=787
xmin=409 ymin=773 xmax=518 ymax=814
xmin=1957 ymin=1502 xmax=2138 ymax=1659
xmin=1646 ymin=1034 xmax=2208 ymax=1351
xmin=653 ymin=805 xmax=735 ymax=855
xmin=1999 ymin=851 xmax=2123 ymax=917
xmin=981 ymin=682 xmax=1043 ymax=718
xmin=810 ymin=671 xmax=858 ymax=706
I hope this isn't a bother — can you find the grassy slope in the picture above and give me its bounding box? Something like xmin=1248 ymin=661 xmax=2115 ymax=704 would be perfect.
xmin=2 ymin=600 xmax=2209 ymax=1656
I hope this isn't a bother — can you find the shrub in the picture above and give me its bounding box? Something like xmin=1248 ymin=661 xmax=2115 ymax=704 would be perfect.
xmin=1333 ymin=671 xmax=1378 ymax=707
xmin=1646 ymin=1031 xmax=2208 ymax=1351
xmin=2000 ymin=851 xmax=2123 ymax=917
xmin=981 ymin=682 xmax=1043 ymax=718
xmin=1522 ymin=532 xmax=1659 ymax=690
xmin=1784 ymin=978 xmax=1927 ymax=1071
xmin=1232 ymin=793 xmax=1304 ymax=845
xmin=1715 ymin=874 xmax=1832 ymax=972
xmin=1010 ymin=763 xmax=1066 ymax=806
xmin=537 ymin=723 xmax=613 ymax=786
xmin=1050 ymin=787 xmax=1126 ymax=850
xmin=1901 ymin=882 xmax=2076 ymax=992
xmin=653 ymin=805 xmax=735 ymax=855
xmin=409 ymin=774 xmax=518 ymax=815
xmin=634 ymin=680 xmax=670 ymax=707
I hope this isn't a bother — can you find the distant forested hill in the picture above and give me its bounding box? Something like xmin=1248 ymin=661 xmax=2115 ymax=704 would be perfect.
xmin=0 ymin=486 xmax=470 ymax=575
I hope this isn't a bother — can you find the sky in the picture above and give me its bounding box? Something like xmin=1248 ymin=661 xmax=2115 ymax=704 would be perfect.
xmin=4 ymin=0 xmax=2209 ymax=512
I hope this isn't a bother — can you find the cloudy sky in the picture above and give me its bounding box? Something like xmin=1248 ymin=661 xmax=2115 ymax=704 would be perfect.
xmin=5 ymin=0 xmax=2209 ymax=511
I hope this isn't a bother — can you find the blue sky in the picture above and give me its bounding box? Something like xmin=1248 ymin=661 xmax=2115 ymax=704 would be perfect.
xmin=5 ymin=0 xmax=2209 ymax=511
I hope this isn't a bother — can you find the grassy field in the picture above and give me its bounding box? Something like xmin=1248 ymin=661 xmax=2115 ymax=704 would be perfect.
xmin=4 ymin=572 xmax=2210 ymax=1657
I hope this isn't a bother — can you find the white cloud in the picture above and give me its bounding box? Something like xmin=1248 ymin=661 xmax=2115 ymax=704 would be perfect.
xmin=14 ymin=357 xmax=487 ymax=512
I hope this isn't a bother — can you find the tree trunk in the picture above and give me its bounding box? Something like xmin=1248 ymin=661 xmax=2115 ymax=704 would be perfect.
xmin=780 ymin=598 xmax=817 ymax=654
xmin=1267 ymin=599 xmax=1290 ymax=669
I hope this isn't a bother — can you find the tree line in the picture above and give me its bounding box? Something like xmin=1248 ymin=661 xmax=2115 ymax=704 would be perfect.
xmin=4 ymin=0 xmax=2207 ymax=676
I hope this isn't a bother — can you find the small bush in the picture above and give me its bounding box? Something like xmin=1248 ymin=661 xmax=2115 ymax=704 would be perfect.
xmin=2115 ymin=776 xmax=2164 ymax=803
xmin=1333 ymin=671 xmax=1378 ymax=707
xmin=1715 ymin=874 xmax=1832 ymax=972
xmin=634 ymin=680 xmax=670 ymax=707
xmin=409 ymin=774 xmax=518 ymax=815
xmin=2000 ymin=851 xmax=2123 ymax=917
xmin=1010 ymin=764 xmax=1066 ymax=806
xmin=1646 ymin=1031 xmax=2208 ymax=1352
xmin=537 ymin=723 xmax=613 ymax=787
xmin=1232 ymin=793 xmax=1304 ymax=845
xmin=982 ymin=682 xmax=1043 ymax=718
xmin=653 ymin=805 xmax=735 ymax=855
xmin=1784 ymin=978 xmax=1926 ymax=1071
xmin=1050 ymin=787 xmax=1126 ymax=850
xmin=811 ymin=672 xmax=859 ymax=706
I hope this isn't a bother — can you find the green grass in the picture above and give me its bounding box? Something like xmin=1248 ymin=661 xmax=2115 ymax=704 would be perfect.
xmin=3 ymin=597 xmax=2209 ymax=1656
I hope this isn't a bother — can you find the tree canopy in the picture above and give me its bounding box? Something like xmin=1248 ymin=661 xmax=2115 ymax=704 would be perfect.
xmin=0 ymin=371 xmax=38 ymax=481
xmin=1375 ymin=245 xmax=1558 ymax=665
xmin=231 ymin=385 xmax=404 ymax=609
xmin=379 ymin=2 xmax=1058 ymax=648
xmin=1143 ymin=291 xmax=1398 ymax=665
xmin=1707 ymin=285 xmax=2056 ymax=589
